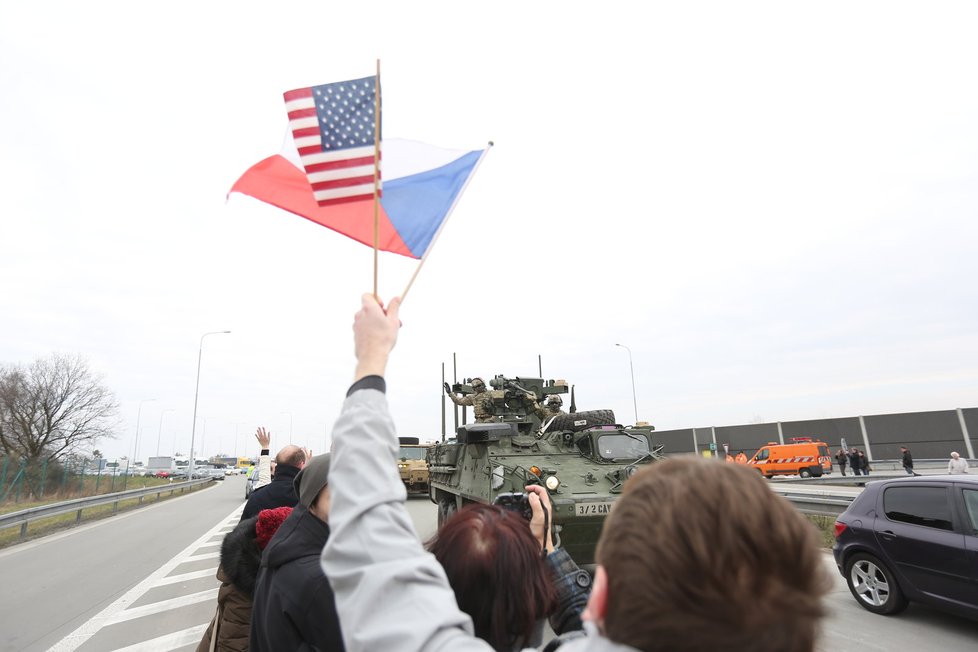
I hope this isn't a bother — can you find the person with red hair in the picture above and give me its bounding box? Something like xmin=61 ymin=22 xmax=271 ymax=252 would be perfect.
xmin=425 ymin=485 xmax=588 ymax=651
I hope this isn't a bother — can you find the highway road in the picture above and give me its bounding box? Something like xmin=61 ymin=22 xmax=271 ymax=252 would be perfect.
xmin=0 ymin=475 xmax=974 ymax=651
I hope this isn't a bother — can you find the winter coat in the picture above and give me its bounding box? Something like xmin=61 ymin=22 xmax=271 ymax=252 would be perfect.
xmin=948 ymin=457 xmax=970 ymax=474
xmin=250 ymin=504 xmax=344 ymax=651
xmin=241 ymin=464 xmax=301 ymax=520
xmin=902 ymin=450 xmax=914 ymax=469
xmin=196 ymin=515 xmax=262 ymax=652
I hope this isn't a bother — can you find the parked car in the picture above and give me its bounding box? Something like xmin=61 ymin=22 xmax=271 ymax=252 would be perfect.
xmin=153 ymin=470 xmax=171 ymax=479
xmin=191 ymin=466 xmax=225 ymax=481
xmin=245 ymin=467 xmax=260 ymax=499
xmin=833 ymin=475 xmax=978 ymax=621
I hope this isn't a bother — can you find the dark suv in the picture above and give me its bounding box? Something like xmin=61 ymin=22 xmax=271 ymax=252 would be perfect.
xmin=832 ymin=475 xmax=978 ymax=621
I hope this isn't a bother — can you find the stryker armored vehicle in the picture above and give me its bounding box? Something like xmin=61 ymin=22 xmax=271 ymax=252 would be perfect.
xmin=397 ymin=436 xmax=432 ymax=494
xmin=427 ymin=374 xmax=663 ymax=565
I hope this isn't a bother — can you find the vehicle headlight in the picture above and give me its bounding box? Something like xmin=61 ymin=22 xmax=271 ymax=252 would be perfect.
xmin=546 ymin=475 xmax=560 ymax=491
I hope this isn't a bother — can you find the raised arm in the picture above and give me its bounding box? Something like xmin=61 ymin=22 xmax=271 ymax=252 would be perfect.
xmin=255 ymin=427 xmax=272 ymax=488
xmin=321 ymin=294 xmax=491 ymax=652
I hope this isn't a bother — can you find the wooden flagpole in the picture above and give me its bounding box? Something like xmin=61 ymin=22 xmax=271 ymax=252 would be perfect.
xmin=399 ymin=141 xmax=493 ymax=302
xmin=372 ymin=59 xmax=382 ymax=299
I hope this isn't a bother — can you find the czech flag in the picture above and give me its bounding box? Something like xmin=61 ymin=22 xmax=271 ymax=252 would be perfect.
xmin=229 ymin=138 xmax=488 ymax=259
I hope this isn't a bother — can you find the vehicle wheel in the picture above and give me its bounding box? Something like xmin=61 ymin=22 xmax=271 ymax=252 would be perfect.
xmin=845 ymin=553 xmax=908 ymax=615
xmin=799 ymin=469 xmax=811 ymax=478
xmin=437 ymin=498 xmax=457 ymax=528
xmin=549 ymin=409 xmax=617 ymax=432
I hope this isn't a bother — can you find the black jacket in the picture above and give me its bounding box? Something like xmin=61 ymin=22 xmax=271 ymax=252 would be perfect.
xmin=902 ymin=450 xmax=914 ymax=468
xmin=250 ymin=504 xmax=344 ymax=651
xmin=241 ymin=464 xmax=301 ymax=520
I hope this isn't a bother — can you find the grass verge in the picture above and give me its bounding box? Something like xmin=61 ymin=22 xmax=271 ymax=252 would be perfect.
xmin=806 ymin=513 xmax=837 ymax=548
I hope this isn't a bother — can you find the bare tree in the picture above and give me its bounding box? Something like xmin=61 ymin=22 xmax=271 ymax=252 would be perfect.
xmin=0 ymin=354 xmax=118 ymax=465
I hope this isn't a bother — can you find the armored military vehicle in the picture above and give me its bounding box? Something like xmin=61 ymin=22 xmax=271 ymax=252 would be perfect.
xmin=397 ymin=436 xmax=431 ymax=494
xmin=427 ymin=374 xmax=663 ymax=565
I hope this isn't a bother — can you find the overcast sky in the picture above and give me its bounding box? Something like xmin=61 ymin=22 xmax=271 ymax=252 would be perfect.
xmin=2 ymin=1 xmax=976 ymax=462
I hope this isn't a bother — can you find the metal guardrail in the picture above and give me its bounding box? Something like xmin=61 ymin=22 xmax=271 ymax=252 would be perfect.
xmin=0 ymin=478 xmax=213 ymax=540
xmin=776 ymin=491 xmax=855 ymax=516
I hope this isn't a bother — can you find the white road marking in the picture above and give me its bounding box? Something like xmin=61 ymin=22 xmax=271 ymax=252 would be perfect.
xmin=102 ymin=589 xmax=218 ymax=626
xmin=48 ymin=506 xmax=243 ymax=652
xmin=110 ymin=623 xmax=209 ymax=652
xmin=154 ymin=568 xmax=217 ymax=586
xmin=184 ymin=551 xmax=220 ymax=561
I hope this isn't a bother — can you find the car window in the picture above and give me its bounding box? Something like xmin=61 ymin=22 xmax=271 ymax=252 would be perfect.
xmin=398 ymin=448 xmax=426 ymax=460
xmin=596 ymin=433 xmax=650 ymax=460
xmin=883 ymin=486 xmax=953 ymax=531
xmin=755 ymin=449 xmax=769 ymax=461
xmin=964 ymin=489 xmax=978 ymax=532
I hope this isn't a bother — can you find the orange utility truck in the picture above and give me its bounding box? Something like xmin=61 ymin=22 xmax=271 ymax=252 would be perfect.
xmin=747 ymin=437 xmax=832 ymax=478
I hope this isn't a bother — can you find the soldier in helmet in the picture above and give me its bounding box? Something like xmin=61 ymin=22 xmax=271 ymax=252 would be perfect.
xmin=537 ymin=394 xmax=566 ymax=421
xmin=444 ymin=377 xmax=495 ymax=422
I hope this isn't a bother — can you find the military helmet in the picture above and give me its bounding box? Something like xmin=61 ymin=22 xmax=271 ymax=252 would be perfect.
xmin=546 ymin=395 xmax=563 ymax=407
xmin=470 ymin=377 xmax=486 ymax=390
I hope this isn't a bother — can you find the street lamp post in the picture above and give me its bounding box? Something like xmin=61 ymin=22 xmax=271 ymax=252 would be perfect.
xmin=156 ymin=408 xmax=175 ymax=456
xmin=132 ymin=398 xmax=157 ymax=468
xmin=189 ymin=330 xmax=230 ymax=481
xmin=201 ymin=417 xmax=218 ymax=462
xmin=615 ymin=343 xmax=639 ymax=424
xmin=233 ymin=423 xmax=243 ymax=458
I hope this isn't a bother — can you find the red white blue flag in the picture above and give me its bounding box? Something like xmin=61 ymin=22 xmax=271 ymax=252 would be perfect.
xmin=229 ymin=138 xmax=487 ymax=259
xmin=283 ymin=76 xmax=380 ymax=206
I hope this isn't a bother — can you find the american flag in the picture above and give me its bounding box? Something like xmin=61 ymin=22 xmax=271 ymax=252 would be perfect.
xmin=283 ymin=76 xmax=381 ymax=206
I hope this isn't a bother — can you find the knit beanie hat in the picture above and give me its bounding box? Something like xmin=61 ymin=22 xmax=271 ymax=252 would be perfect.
xmin=294 ymin=453 xmax=331 ymax=508
xmin=255 ymin=506 xmax=293 ymax=549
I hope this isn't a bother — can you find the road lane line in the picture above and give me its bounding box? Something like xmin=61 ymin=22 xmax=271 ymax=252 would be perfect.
xmin=48 ymin=506 xmax=242 ymax=652
xmin=110 ymin=623 xmax=209 ymax=652
xmin=102 ymin=589 xmax=218 ymax=626
xmin=154 ymin=568 xmax=217 ymax=586
xmin=184 ymin=551 xmax=220 ymax=561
